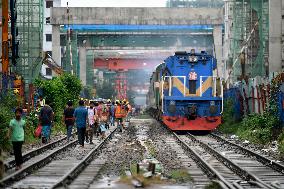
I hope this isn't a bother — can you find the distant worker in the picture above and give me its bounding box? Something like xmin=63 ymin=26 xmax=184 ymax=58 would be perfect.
xmin=74 ymin=100 xmax=88 ymax=148
xmin=8 ymin=107 xmax=25 ymax=170
xmin=115 ymin=100 xmax=124 ymax=132
xmin=106 ymin=99 xmax=112 ymax=129
xmin=39 ymin=103 xmax=54 ymax=144
xmin=109 ymin=101 xmax=116 ymax=126
xmin=86 ymin=101 xmax=96 ymax=144
xmin=101 ymin=100 xmax=109 ymax=129
xmin=94 ymin=101 xmax=100 ymax=136
xmin=122 ymin=100 xmax=128 ymax=128
xmin=63 ymin=101 xmax=75 ymax=142
xmin=126 ymin=102 xmax=132 ymax=122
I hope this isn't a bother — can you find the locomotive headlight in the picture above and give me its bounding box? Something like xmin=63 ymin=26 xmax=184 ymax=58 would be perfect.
xmin=170 ymin=100 xmax=176 ymax=105
xmin=210 ymin=101 xmax=215 ymax=106
xmin=189 ymin=56 xmax=198 ymax=63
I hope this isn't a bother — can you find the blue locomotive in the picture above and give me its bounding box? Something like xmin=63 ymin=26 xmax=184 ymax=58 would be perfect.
xmin=148 ymin=50 xmax=223 ymax=131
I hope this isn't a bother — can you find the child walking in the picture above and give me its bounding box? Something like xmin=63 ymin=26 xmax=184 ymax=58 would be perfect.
xmin=8 ymin=107 xmax=26 ymax=170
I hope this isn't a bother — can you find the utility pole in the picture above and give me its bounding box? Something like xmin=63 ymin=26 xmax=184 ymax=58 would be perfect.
xmin=1 ymin=0 xmax=9 ymax=92
xmin=67 ymin=2 xmax=74 ymax=75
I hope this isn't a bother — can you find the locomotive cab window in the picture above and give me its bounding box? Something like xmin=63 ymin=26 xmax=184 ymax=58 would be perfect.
xmin=189 ymin=80 xmax=196 ymax=94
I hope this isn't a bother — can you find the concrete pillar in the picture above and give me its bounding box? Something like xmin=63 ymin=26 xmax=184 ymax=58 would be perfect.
xmin=52 ymin=25 xmax=61 ymax=66
xmin=213 ymin=25 xmax=223 ymax=78
xmin=269 ymin=0 xmax=282 ymax=73
xmin=79 ymin=47 xmax=87 ymax=86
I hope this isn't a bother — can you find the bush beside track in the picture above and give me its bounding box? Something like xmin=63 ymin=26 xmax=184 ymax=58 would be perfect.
xmin=219 ymin=97 xmax=284 ymax=158
xmin=0 ymin=74 xmax=83 ymax=177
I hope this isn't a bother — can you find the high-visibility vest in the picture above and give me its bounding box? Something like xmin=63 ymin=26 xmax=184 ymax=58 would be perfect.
xmin=115 ymin=105 xmax=124 ymax=118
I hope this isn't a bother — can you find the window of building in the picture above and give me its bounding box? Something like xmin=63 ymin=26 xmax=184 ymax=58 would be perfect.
xmin=46 ymin=34 xmax=52 ymax=42
xmin=46 ymin=68 xmax=52 ymax=76
xmin=46 ymin=17 xmax=50 ymax=24
xmin=46 ymin=1 xmax=53 ymax=8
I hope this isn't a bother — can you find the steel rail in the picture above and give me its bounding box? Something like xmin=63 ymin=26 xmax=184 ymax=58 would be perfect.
xmin=4 ymin=132 xmax=77 ymax=171
xmin=51 ymin=128 xmax=117 ymax=189
xmin=187 ymin=133 xmax=276 ymax=189
xmin=211 ymin=133 xmax=284 ymax=174
xmin=172 ymin=132 xmax=235 ymax=189
xmin=0 ymin=138 xmax=78 ymax=187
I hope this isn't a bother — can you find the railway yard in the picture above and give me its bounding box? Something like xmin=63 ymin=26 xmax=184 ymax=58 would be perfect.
xmin=0 ymin=118 xmax=283 ymax=189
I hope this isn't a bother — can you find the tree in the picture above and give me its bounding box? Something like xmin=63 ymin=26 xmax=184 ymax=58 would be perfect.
xmin=34 ymin=74 xmax=82 ymax=119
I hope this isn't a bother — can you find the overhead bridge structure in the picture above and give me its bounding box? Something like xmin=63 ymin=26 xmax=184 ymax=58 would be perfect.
xmin=50 ymin=7 xmax=223 ymax=88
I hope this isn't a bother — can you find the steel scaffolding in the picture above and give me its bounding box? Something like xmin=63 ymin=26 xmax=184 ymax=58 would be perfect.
xmin=15 ymin=0 xmax=43 ymax=85
xmin=166 ymin=0 xmax=224 ymax=8
xmin=228 ymin=0 xmax=269 ymax=80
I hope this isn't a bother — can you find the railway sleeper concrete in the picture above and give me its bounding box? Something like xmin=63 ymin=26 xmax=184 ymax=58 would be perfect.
xmin=7 ymin=127 xmax=116 ymax=189
xmin=164 ymin=136 xmax=211 ymax=188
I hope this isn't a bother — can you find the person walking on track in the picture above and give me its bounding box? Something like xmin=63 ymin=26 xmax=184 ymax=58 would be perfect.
xmin=115 ymin=100 xmax=125 ymax=132
xmin=8 ymin=107 xmax=26 ymax=170
xmin=74 ymin=100 xmax=88 ymax=148
xmin=39 ymin=103 xmax=54 ymax=144
xmin=126 ymin=101 xmax=132 ymax=122
xmin=63 ymin=101 xmax=75 ymax=142
xmin=109 ymin=101 xmax=116 ymax=126
xmin=86 ymin=101 xmax=96 ymax=144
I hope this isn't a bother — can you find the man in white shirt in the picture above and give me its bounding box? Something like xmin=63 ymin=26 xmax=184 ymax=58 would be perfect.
xmin=86 ymin=101 xmax=96 ymax=144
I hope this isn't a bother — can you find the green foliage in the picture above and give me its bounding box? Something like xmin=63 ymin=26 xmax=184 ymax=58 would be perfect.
xmin=169 ymin=169 xmax=193 ymax=183
xmin=278 ymin=131 xmax=284 ymax=157
xmin=220 ymin=103 xmax=278 ymax=144
xmin=0 ymin=107 xmax=13 ymax=151
xmin=35 ymin=73 xmax=82 ymax=113
xmin=205 ymin=182 xmax=222 ymax=189
xmin=0 ymin=91 xmax=18 ymax=151
xmin=218 ymin=98 xmax=240 ymax=134
xmin=24 ymin=111 xmax=40 ymax=143
xmin=34 ymin=73 xmax=81 ymax=134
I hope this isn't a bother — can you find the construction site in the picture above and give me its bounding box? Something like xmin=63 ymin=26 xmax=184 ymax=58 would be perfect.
xmin=0 ymin=0 xmax=276 ymax=103
xmin=2 ymin=1 xmax=284 ymax=188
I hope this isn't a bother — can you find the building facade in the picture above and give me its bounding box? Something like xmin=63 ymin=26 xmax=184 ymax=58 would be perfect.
xmin=41 ymin=0 xmax=61 ymax=79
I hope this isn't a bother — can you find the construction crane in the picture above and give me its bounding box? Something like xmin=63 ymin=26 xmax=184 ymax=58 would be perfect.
xmin=1 ymin=0 xmax=9 ymax=92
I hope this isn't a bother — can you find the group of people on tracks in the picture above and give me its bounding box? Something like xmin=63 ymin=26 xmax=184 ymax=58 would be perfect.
xmin=7 ymin=98 xmax=132 ymax=170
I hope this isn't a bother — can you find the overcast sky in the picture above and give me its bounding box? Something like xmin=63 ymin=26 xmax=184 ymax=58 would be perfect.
xmin=61 ymin=0 xmax=168 ymax=7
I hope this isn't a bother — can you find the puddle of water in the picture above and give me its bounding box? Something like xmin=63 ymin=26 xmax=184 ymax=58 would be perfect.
xmin=148 ymin=185 xmax=192 ymax=189
xmin=92 ymin=176 xmax=192 ymax=189
xmin=91 ymin=175 xmax=133 ymax=189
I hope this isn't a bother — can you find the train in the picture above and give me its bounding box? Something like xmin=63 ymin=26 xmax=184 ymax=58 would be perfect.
xmin=147 ymin=49 xmax=223 ymax=131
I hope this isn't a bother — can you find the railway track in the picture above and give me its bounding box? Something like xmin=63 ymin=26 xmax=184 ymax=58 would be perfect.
xmin=194 ymin=133 xmax=284 ymax=188
xmin=174 ymin=132 xmax=284 ymax=189
xmin=158 ymin=136 xmax=211 ymax=188
xmin=4 ymin=133 xmax=77 ymax=172
xmin=0 ymin=128 xmax=116 ymax=189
